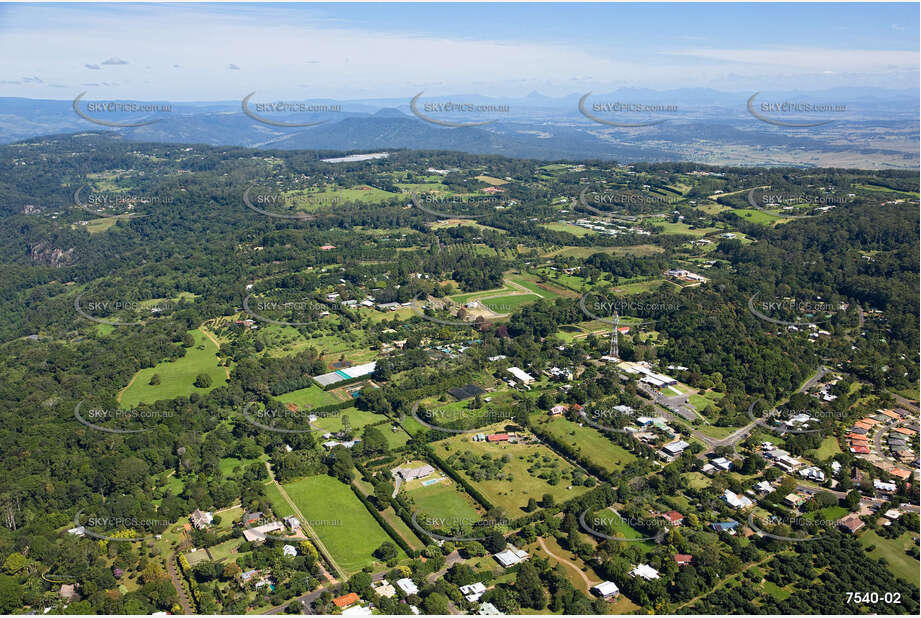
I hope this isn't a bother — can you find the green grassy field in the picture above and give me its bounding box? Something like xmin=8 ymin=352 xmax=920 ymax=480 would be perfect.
xmin=406 ymin=481 xmax=481 ymax=522
xmin=481 ymin=293 xmax=541 ymax=313
xmin=537 ymin=416 xmax=638 ymax=474
xmin=684 ymin=472 xmax=710 ymax=489
xmin=809 ymin=436 xmax=842 ymax=460
xmin=277 ymin=384 xmax=341 ymax=409
xmin=590 ymin=508 xmax=656 ymax=550
xmin=696 ymin=425 xmax=741 ymax=440
xmin=541 ymin=222 xmax=595 ymax=237
xmin=310 ymin=407 xmax=387 ymax=435
xmin=543 ymin=244 xmax=664 ymax=258
xmin=611 ymin=278 xmax=674 ymax=295
xmin=648 ymin=220 xmax=721 ymax=236
xmin=382 ymin=425 xmax=412 ymax=449
xmin=433 ymin=432 xmax=592 ymax=517
xmin=730 ymin=208 xmax=783 ymax=225
xmin=76 ymin=217 xmax=119 ymax=233
xmin=803 ymin=506 xmax=847 ymax=522
xmin=475 ymin=175 xmax=508 ymax=186
xmin=262 ymin=483 xmax=295 ymax=519
xmin=449 ymin=285 xmax=515 ymax=304
xmin=280 ymin=475 xmax=404 ymax=573
xmin=218 ymin=456 xmax=262 ymax=477
xmin=207 ymin=537 xmax=244 ymax=563
xmin=858 ymin=530 xmax=921 ymax=587
xmin=282 ymin=186 xmax=398 ymax=210
xmin=119 ymin=328 xmax=227 ymax=407
xmin=507 ymin=274 xmax=570 ymax=300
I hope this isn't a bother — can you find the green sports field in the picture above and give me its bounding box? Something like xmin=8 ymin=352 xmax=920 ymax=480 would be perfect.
xmin=119 ymin=328 xmax=228 ymax=407
xmin=280 ymin=475 xmax=404 ymax=573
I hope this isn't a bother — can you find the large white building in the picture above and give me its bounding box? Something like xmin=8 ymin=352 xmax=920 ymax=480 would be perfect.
xmin=630 ymin=564 xmax=660 ymax=580
xmin=592 ymin=581 xmax=620 ymax=600
xmin=494 ymin=546 xmax=529 ymax=567
xmin=460 ymin=582 xmax=487 ymax=602
xmin=396 ymin=578 xmax=419 ymax=596
xmin=506 ymin=367 xmax=535 ymax=385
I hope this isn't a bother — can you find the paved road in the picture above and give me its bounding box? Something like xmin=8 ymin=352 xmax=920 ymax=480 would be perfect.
xmin=645 ymin=364 xmax=831 ymax=459
xmin=638 ymin=382 xmax=698 ymax=422
xmin=426 ymin=550 xmax=463 ymax=583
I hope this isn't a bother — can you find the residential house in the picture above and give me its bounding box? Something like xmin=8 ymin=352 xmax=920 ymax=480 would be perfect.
xmin=460 ymin=582 xmax=487 ymax=602
xmin=494 ymin=546 xmax=529 ymax=567
xmin=724 ymin=490 xmax=753 ymax=509
xmin=190 ymin=509 xmax=213 ymax=530
xmin=629 ymin=564 xmax=660 ymax=580
xmin=396 ymin=578 xmax=419 ymax=596
xmin=660 ymin=510 xmax=684 ymax=526
xmin=711 ymin=521 xmax=739 ymax=533
xmin=784 ymin=493 xmax=808 ymax=508
xmin=333 ymin=592 xmax=361 ymax=609
xmin=591 ymin=581 xmax=620 ymax=600
xmin=838 ymin=514 xmax=865 ymax=534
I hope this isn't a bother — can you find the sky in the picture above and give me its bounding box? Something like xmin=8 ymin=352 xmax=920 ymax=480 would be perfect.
xmin=0 ymin=2 xmax=918 ymax=100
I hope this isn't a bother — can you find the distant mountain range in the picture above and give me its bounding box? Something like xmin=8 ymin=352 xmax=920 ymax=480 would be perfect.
xmin=1 ymin=88 xmax=917 ymax=167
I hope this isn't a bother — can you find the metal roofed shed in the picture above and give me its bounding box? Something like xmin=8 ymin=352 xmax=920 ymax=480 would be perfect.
xmin=313 ymin=361 xmax=377 ymax=387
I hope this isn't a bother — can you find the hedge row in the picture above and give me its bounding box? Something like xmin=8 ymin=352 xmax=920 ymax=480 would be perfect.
xmin=349 ymin=482 xmax=417 ymax=558
xmin=176 ymin=553 xmax=201 ymax=612
xmin=528 ymin=420 xmax=615 ymax=485
xmin=424 ymin=446 xmax=496 ymax=512
xmin=392 ymin=493 xmax=434 ymax=547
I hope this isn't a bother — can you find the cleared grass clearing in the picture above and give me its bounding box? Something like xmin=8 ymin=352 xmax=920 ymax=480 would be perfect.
xmin=611 ymin=278 xmax=675 ymax=295
xmin=543 ymin=244 xmax=665 ymax=258
xmin=310 ymin=407 xmax=388 ymax=435
xmin=648 ymin=220 xmax=722 ymax=236
xmin=730 ymin=208 xmax=783 ymax=225
xmin=280 ymin=475 xmax=404 ymax=574
xmin=449 ymin=285 xmax=515 ymax=304
xmin=809 ymin=436 xmax=842 ymax=460
xmin=406 ymin=481 xmax=481 ymax=522
xmin=433 ymin=428 xmax=592 ymax=517
xmin=119 ymin=328 xmax=227 ymax=407
xmin=858 ymin=530 xmax=921 ymax=587
xmin=541 ymin=222 xmax=595 ymax=236
xmin=277 ymin=384 xmax=341 ymax=409
xmin=481 ymin=293 xmax=541 ymax=313
xmin=475 ymin=175 xmax=508 ymax=186
xmin=282 ymin=186 xmax=398 ymax=210
xmin=536 ymin=416 xmax=637 ymax=474
xmin=507 ymin=274 xmax=571 ymax=299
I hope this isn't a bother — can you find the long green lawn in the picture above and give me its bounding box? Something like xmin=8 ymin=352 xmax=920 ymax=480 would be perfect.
xmin=538 ymin=416 xmax=638 ymax=474
xmin=310 ymin=407 xmax=388 ymax=434
xmin=280 ymin=475 xmax=404 ymax=573
xmin=406 ymin=481 xmax=481 ymax=522
xmin=481 ymin=293 xmax=540 ymax=313
xmin=858 ymin=530 xmax=921 ymax=587
xmin=433 ymin=432 xmax=591 ymax=517
xmin=119 ymin=328 xmax=227 ymax=407
xmin=277 ymin=384 xmax=341 ymax=409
